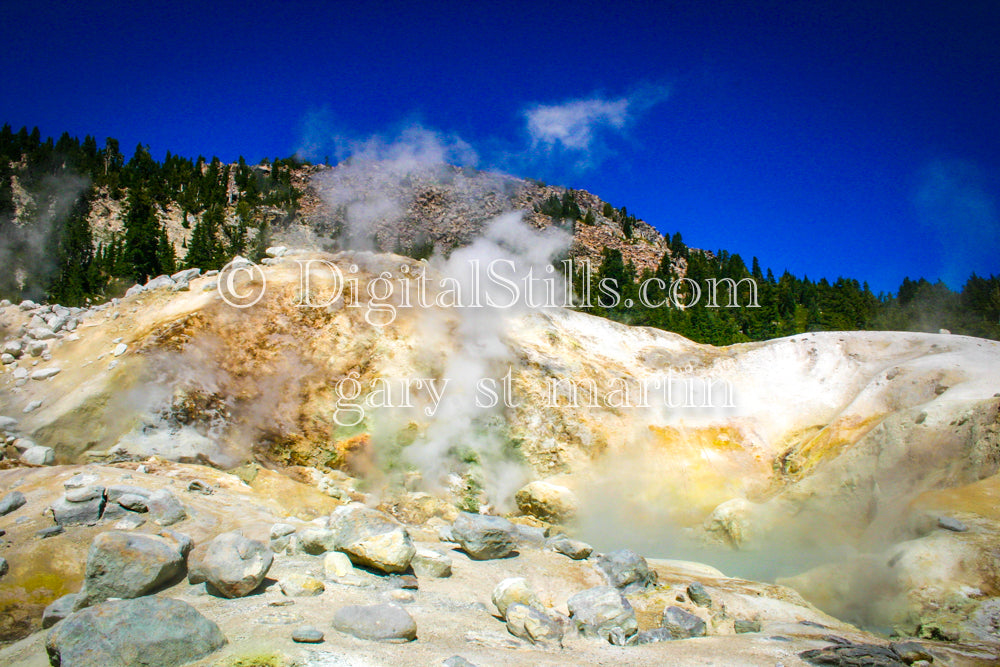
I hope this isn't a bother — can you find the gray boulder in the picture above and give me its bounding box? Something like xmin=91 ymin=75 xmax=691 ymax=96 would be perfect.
xmin=547 ymin=535 xmax=593 ymax=560
xmin=195 ymin=531 xmax=273 ymax=598
xmin=661 ymin=606 xmax=707 ymax=638
xmin=566 ymin=585 xmax=638 ymax=642
xmin=451 ymin=512 xmax=517 ymax=560
xmin=52 ymin=495 xmax=105 ymax=527
xmin=21 ymin=445 xmax=55 ymax=465
xmin=687 ymin=581 xmax=712 ymax=607
xmin=410 ymin=548 xmax=452 ymax=578
xmin=43 ymin=593 xmax=81 ymax=628
xmin=45 ymin=597 xmax=226 ymax=667
xmin=331 ymin=603 xmax=417 ymax=642
xmin=634 ymin=627 xmax=676 ymax=644
xmin=106 ymin=485 xmax=151 ymax=502
xmin=147 ymin=488 xmax=186 ymax=526
xmin=296 ymin=526 xmax=339 ymax=555
xmin=333 ymin=505 xmax=415 ymax=573
xmin=0 ymin=490 xmax=26 ymax=516
xmin=0 ymin=415 xmax=18 ymax=431
xmin=595 ymin=549 xmax=657 ymax=592
xmin=269 ymin=522 xmax=296 ymax=553
xmin=76 ymin=531 xmax=187 ymax=608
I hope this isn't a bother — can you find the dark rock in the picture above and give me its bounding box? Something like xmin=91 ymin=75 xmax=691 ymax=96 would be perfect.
xmin=546 ymin=535 xmax=593 ymax=560
xmin=52 ymin=495 xmax=105 ymax=526
xmin=389 ymin=574 xmax=419 ymax=590
xmin=511 ymin=523 xmax=546 ymax=548
xmin=937 ymin=516 xmax=968 ymax=532
xmin=331 ymin=603 xmax=417 ymax=642
xmin=661 ymin=606 xmax=707 ymax=638
xmin=147 ymin=488 xmax=186 ymax=526
xmin=451 ymin=512 xmax=517 ymax=560
xmin=45 ymin=597 xmax=226 ymax=667
xmin=43 ymin=593 xmax=80 ymax=628
xmin=76 ymin=531 xmax=187 ymax=608
xmin=595 ymin=549 xmax=656 ymax=592
xmin=194 ymin=530 xmax=273 ymax=598
xmin=0 ymin=490 xmax=26 ymax=516
xmin=734 ymin=619 xmax=762 ymax=633
xmin=633 ymin=627 xmax=676 ymax=644
xmin=296 ymin=526 xmax=339 ymax=555
xmin=890 ymin=641 xmax=935 ymax=664
xmin=106 ymin=485 xmax=151 ymax=502
xmin=799 ymin=642 xmax=907 ymax=667
xmin=186 ymin=480 xmax=214 ymax=495
xmin=117 ymin=494 xmax=149 ymax=512
xmin=566 ymin=585 xmax=638 ymax=642
xmin=332 ymin=504 xmax=415 ymax=573
xmin=37 ymin=525 xmax=64 ymax=538
xmin=291 ymin=625 xmax=324 ymax=643
xmin=687 ymin=581 xmax=712 ymax=607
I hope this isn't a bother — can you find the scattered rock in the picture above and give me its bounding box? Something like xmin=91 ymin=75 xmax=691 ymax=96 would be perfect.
xmin=196 ymin=530 xmax=273 ymax=598
xmin=65 ymin=485 xmax=104 ymax=503
xmin=734 ymin=619 xmax=762 ymax=633
xmin=76 ymin=531 xmax=187 ymax=608
xmin=186 ymin=479 xmax=213 ymax=494
xmin=595 ymin=549 xmax=657 ymax=592
xmin=117 ymin=493 xmax=149 ymax=512
xmin=331 ymin=603 xmax=417 ymax=643
xmin=687 ymin=581 xmax=712 ymax=607
xmin=45 ymin=596 xmax=226 ymax=667
xmin=280 ymin=573 xmax=325 ymax=597
xmin=30 ymin=367 xmax=61 ymax=380
xmin=451 ymin=512 xmax=518 ymax=560
xmin=890 ymin=641 xmax=934 ymax=664
xmin=937 ymin=516 xmax=968 ymax=532
xmin=323 ymin=551 xmax=355 ymax=579
xmin=546 ymin=535 xmax=593 ymax=560
xmin=292 ymin=625 xmax=324 ymax=643
xmin=0 ymin=490 xmax=26 ymax=516
xmin=661 ymin=606 xmax=707 ymax=639
xmin=42 ymin=593 xmax=80 ymax=628
xmin=147 ymin=488 xmax=186 ymax=525
xmin=566 ymin=586 xmax=638 ymax=643
xmin=22 ymin=399 xmax=42 ymax=413
xmin=515 ymin=480 xmax=579 ymax=523
xmin=270 ymin=522 xmax=296 ymax=552
xmin=332 ymin=504 xmax=416 ymax=573
xmin=634 ymin=627 xmax=675 ymax=644
xmin=37 ymin=525 xmax=64 ymax=538
xmin=410 ymin=548 xmax=452 ymax=578
xmin=492 ymin=577 xmax=543 ymax=618
xmin=799 ymin=642 xmax=907 ymax=667
xmin=52 ymin=494 xmax=105 ymax=526
xmin=505 ymin=602 xmax=564 ymax=646
xmin=21 ymin=445 xmax=55 ymax=465
xmin=296 ymin=526 xmax=339 ymax=555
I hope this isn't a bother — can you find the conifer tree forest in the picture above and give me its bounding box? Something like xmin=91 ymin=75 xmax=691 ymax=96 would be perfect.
xmin=2 ymin=125 xmax=998 ymax=345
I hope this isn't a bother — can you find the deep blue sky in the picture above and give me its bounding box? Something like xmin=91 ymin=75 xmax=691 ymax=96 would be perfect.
xmin=3 ymin=0 xmax=998 ymax=293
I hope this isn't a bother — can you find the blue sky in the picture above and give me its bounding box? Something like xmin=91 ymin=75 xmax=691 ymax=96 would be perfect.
xmin=2 ymin=0 xmax=997 ymax=293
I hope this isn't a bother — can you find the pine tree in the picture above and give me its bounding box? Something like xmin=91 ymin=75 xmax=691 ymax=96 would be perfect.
xmin=47 ymin=189 xmax=95 ymax=305
xmin=123 ymin=187 xmax=164 ymax=282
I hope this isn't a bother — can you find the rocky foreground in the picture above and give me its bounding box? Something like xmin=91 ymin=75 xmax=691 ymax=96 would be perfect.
xmin=0 ymin=460 xmax=996 ymax=667
xmin=2 ymin=249 xmax=1000 ymax=665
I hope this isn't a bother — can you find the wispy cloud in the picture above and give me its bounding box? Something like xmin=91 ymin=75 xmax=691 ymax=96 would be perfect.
xmin=522 ymin=84 xmax=670 ymax=170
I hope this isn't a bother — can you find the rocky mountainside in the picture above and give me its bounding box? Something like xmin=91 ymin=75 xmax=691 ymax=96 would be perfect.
xmin=2 ymin=231 xmax=1000 ymax=665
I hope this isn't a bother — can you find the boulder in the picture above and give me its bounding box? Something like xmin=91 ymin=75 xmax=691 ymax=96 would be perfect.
xmin=734 ymin=619 xmax=762 ymax=633
xmin=117 ymin=494 xmax=148 ymax=512
xmin=42 ymin=593 xmax=80 ymax=628
xmin=661 ymin=606 xmax=707 ymax=638
xmin=76 ymin=531 xmax=187 ymax=608
xmin=566 ymin=586 xmax=638 ymax=642
xmin=292 ymin=626 xmax=324 ymax=643
xmin=195 ymin=530 xmax=273 ymax=598
xmin=144 ymin=275 xmax=175 ymax=291
xmin=52 ymin=495 xmax=105 ymax=526
xmin=296 ymin=526 xmax=339 ymax=555
xmin=146 ymin=488 xmax=186 ymax=526
xmin=45 ymin=597 xmax=226 ymax=667
xmin=410 ymin=548 xmax=452 ymax=578
xmin=323 ymin=551 xmax=355 ymax=579
xmin=106 ymin=485 xmax=151 ymax=502
xmin=546 ymin=535 xmax=593 ymax=560
xmin=515 ymin=480 xmax=579 ymax=523
xmin=65 ymin=485 xmax=104 ymax=503
xmin=0 ymin=490 xmax=26 ymax=516
xmin=269 ymin=522 xmax=296 ymax=552
xmin=21 ymin=445 xmax=55 ymax=465
xmin=799 ymin=642 xmax=907 ymax=667
xmin=505 ymin=603 xmax=564 ymax=645
xmin=279 ymin=573 xmax=325 ymax=597
xmin=634 ymin=627 xmax=676 ymax=644
xmin=0 ymin=415 xmax=18 ymax=431
xmin=331 ymin=603 xmax=417 ymax=642
xmin=451 ymin=512 xmax=517 ymax=560
xmin=30 ymin=367 xmax=61 ymax=380
xmin=687 ymin=581 xmax=713 ymax=607
xmin=595 ymin=549 xmax=657 ymax=592
xmin=332 ymin=505 xmax=415 ymax=573
xmin=704 ymin=497 xmax=754 ymax=548
xmin=492 ymin=577 xmax=543 ymax=618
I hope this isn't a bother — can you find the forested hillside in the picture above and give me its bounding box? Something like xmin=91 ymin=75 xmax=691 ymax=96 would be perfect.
xmin=2 ymin=124 xmax=998 ymax=344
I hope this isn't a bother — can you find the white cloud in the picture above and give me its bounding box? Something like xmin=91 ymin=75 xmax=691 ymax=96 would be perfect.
xmin=522 ymin=85 xmax=670 ymax=170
